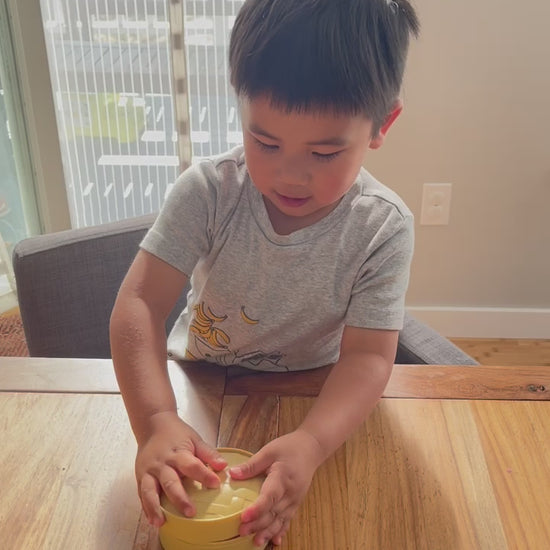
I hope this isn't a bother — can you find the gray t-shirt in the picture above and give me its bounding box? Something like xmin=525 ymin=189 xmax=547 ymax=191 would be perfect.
xmin=141 ymin=146 xmax=413 ymax=372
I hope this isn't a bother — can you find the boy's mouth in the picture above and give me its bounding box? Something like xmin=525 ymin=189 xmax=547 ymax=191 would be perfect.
xmin=275 ymin=192 xmax=311 ymax=208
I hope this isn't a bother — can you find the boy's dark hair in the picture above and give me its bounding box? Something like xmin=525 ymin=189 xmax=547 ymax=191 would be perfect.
xmin=229 ymin=0 xmax=420 ymax=136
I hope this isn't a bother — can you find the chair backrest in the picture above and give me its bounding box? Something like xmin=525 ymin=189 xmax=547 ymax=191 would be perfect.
xmin=13 ymin=214 xmax=477 ymax=364
xmin=13 ymin=214 xmax=188 ymax=358
xmin=396 ymin=312 xmax=478 ymax=365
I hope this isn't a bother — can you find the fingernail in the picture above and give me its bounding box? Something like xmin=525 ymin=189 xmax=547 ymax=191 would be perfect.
xmin=230 ymin=466 xmax=242 ymax=476
xmin=184 ymin=507 xmax=195 ymax=518
xmin=154 ymin=517 xmax=164 ymax=528
xmin=206 ymin=478 xmax=220 ymax=489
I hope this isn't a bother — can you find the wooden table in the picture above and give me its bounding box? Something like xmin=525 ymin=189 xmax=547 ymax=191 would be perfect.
xmin=1 ymin=358 xmax=549 ymax=549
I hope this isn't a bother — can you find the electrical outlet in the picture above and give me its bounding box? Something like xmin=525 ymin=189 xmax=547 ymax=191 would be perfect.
xmin=420 ymin=183 xmax=452 ymax=225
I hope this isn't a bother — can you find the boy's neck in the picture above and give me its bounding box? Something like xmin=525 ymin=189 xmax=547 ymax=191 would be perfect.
xmin=262 ymin=196 xmax=340 ymax=236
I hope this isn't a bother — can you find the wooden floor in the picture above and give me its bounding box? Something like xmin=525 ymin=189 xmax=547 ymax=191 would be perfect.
xmin=451 ymin=338 xmax=550 ymax=366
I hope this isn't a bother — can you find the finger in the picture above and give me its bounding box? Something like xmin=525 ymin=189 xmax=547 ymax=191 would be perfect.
xmin=194 ymin=439 xmax=228 ymax=472
xmin=240 ymin=473 xmax=285 ymax=523
xmin=241 ymin=499 xmax=294 ymax=538
xmin=229 ymin=449 xmax=272 ymax=481
xmin=271 ymin=517 xmax=291 ymax=546
xmin=139 ymin=473 xmax=164 ymax=527
xmin=253 ymin=512 xmax=289 ymax=548
xmin=170 ymin=452 xmax=222 ymax=489
xmin=244 ymin=513 xmax=284 ymax=546
xmin=240 ymin=505 xmax=285 ymax=536
xmin=158 ymin=466 xmax=196 ymax=517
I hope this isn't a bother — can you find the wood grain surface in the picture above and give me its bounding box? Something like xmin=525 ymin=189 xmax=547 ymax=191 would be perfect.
xmin=0 ymin=393 xmax=140 ymax=549
xmin=451 ymin=338 xmax=550 ymax=366
xmin=472 ymin=400 xmax=550 ymax=549
xmin=1 ymin=359 xmax=550 ymax=549
xmin=225 ymin=364 xmax=550 ymax=400
xmin=347 ymin=399 xmax=508 ymax=549
xmin=279 ymin=397 xmax=351 ymax=550
xmin=2 ymin=358 xmax=549 ymax=401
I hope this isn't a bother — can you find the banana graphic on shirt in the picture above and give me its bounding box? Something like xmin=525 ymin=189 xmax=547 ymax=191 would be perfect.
xmin=240 ymin=306 xmax=259 ymax=325
xmin=186 ymin=301 xmax=286 ymax=369
xmin=189 ymin=302 xmax=230 ymax=349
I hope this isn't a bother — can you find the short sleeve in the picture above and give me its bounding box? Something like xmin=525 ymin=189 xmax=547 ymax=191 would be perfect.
xmin=140 ymin=161 xmax=218 ymax=276
xmin=345 ymin=213 xmax=414 ymax=330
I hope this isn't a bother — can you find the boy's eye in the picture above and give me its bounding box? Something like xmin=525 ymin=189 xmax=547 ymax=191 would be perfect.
xmin=312 ymin=151 xmax=341 ymax=162
xmin=253 ymin=137 xmax=278 ymax=152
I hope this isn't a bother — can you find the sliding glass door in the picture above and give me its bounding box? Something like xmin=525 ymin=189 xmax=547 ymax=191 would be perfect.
xmin=40 ymin=0 xmax=180 ymax=227
xmin=182 ymin=0 xmax=244 ymax=160
xmin=0 ymin=0 xmax=42 ymax=249
xmin=0 ymin=75 xmax=28 ymax=250
xmin=38 ymin=0 xmax=244 ymax=229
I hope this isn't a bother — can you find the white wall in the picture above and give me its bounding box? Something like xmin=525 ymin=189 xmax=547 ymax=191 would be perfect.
xmin=366 ymin=0 xmax=550 ymax=337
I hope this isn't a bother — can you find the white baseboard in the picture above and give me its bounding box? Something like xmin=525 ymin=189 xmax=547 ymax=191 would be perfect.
xmin=406 ymin=306 xmax=550 ymax=339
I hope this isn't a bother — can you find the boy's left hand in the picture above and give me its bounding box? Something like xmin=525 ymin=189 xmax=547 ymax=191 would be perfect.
xmin=229 ymin=429 xmax=325 ymax=547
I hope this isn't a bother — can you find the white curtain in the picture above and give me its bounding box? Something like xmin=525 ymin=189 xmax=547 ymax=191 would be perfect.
xmin=38 ymin=0 xmax=243 ymax=228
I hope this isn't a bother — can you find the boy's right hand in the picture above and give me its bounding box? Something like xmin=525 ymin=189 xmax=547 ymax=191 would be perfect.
xmin=135 ymin=411 xmax=228 ymax=527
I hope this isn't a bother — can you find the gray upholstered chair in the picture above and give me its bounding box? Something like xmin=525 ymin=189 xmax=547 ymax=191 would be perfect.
xmin=12 ymin=214 xmax=477 ymax=364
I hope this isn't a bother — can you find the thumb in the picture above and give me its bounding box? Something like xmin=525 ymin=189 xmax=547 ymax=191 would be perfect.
xmin=229 ymin=450 xmax=270 ymax=480
xmin=195 ymin=440 xmax=228 ymax=472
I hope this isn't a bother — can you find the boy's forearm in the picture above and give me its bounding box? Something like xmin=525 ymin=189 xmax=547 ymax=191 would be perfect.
xmin=298 ymin=353 xmax=392 ymax=464
xmin=110 ymin=294 xmax=179 ymax=445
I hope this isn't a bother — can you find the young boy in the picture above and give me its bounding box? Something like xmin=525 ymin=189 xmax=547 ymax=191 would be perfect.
xmin=110 ymin=0 xmax=419 ymax=546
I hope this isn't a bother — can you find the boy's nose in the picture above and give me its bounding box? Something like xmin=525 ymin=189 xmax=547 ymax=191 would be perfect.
xmin=279 ymin=157 xmax=309 ymax=185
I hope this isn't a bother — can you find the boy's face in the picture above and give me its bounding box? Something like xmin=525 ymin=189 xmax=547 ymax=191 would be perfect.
xmin=240 ymin=96 xmax=397 ymax=233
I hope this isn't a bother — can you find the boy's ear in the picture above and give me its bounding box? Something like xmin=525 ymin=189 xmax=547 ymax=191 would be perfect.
xmin=369 ymin=100 xmax=403 ymax=150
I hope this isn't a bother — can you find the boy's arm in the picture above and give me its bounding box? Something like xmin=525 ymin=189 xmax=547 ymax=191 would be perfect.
xmin=110 ymin=249 xmax=185 ymax=438
xmin=110 ymin=249 xmax=227 ymax=526
xmin=299 ymin=325 xmax=397 ymax=460
xmin=232 ymin=325 xmax=397 ymax=546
